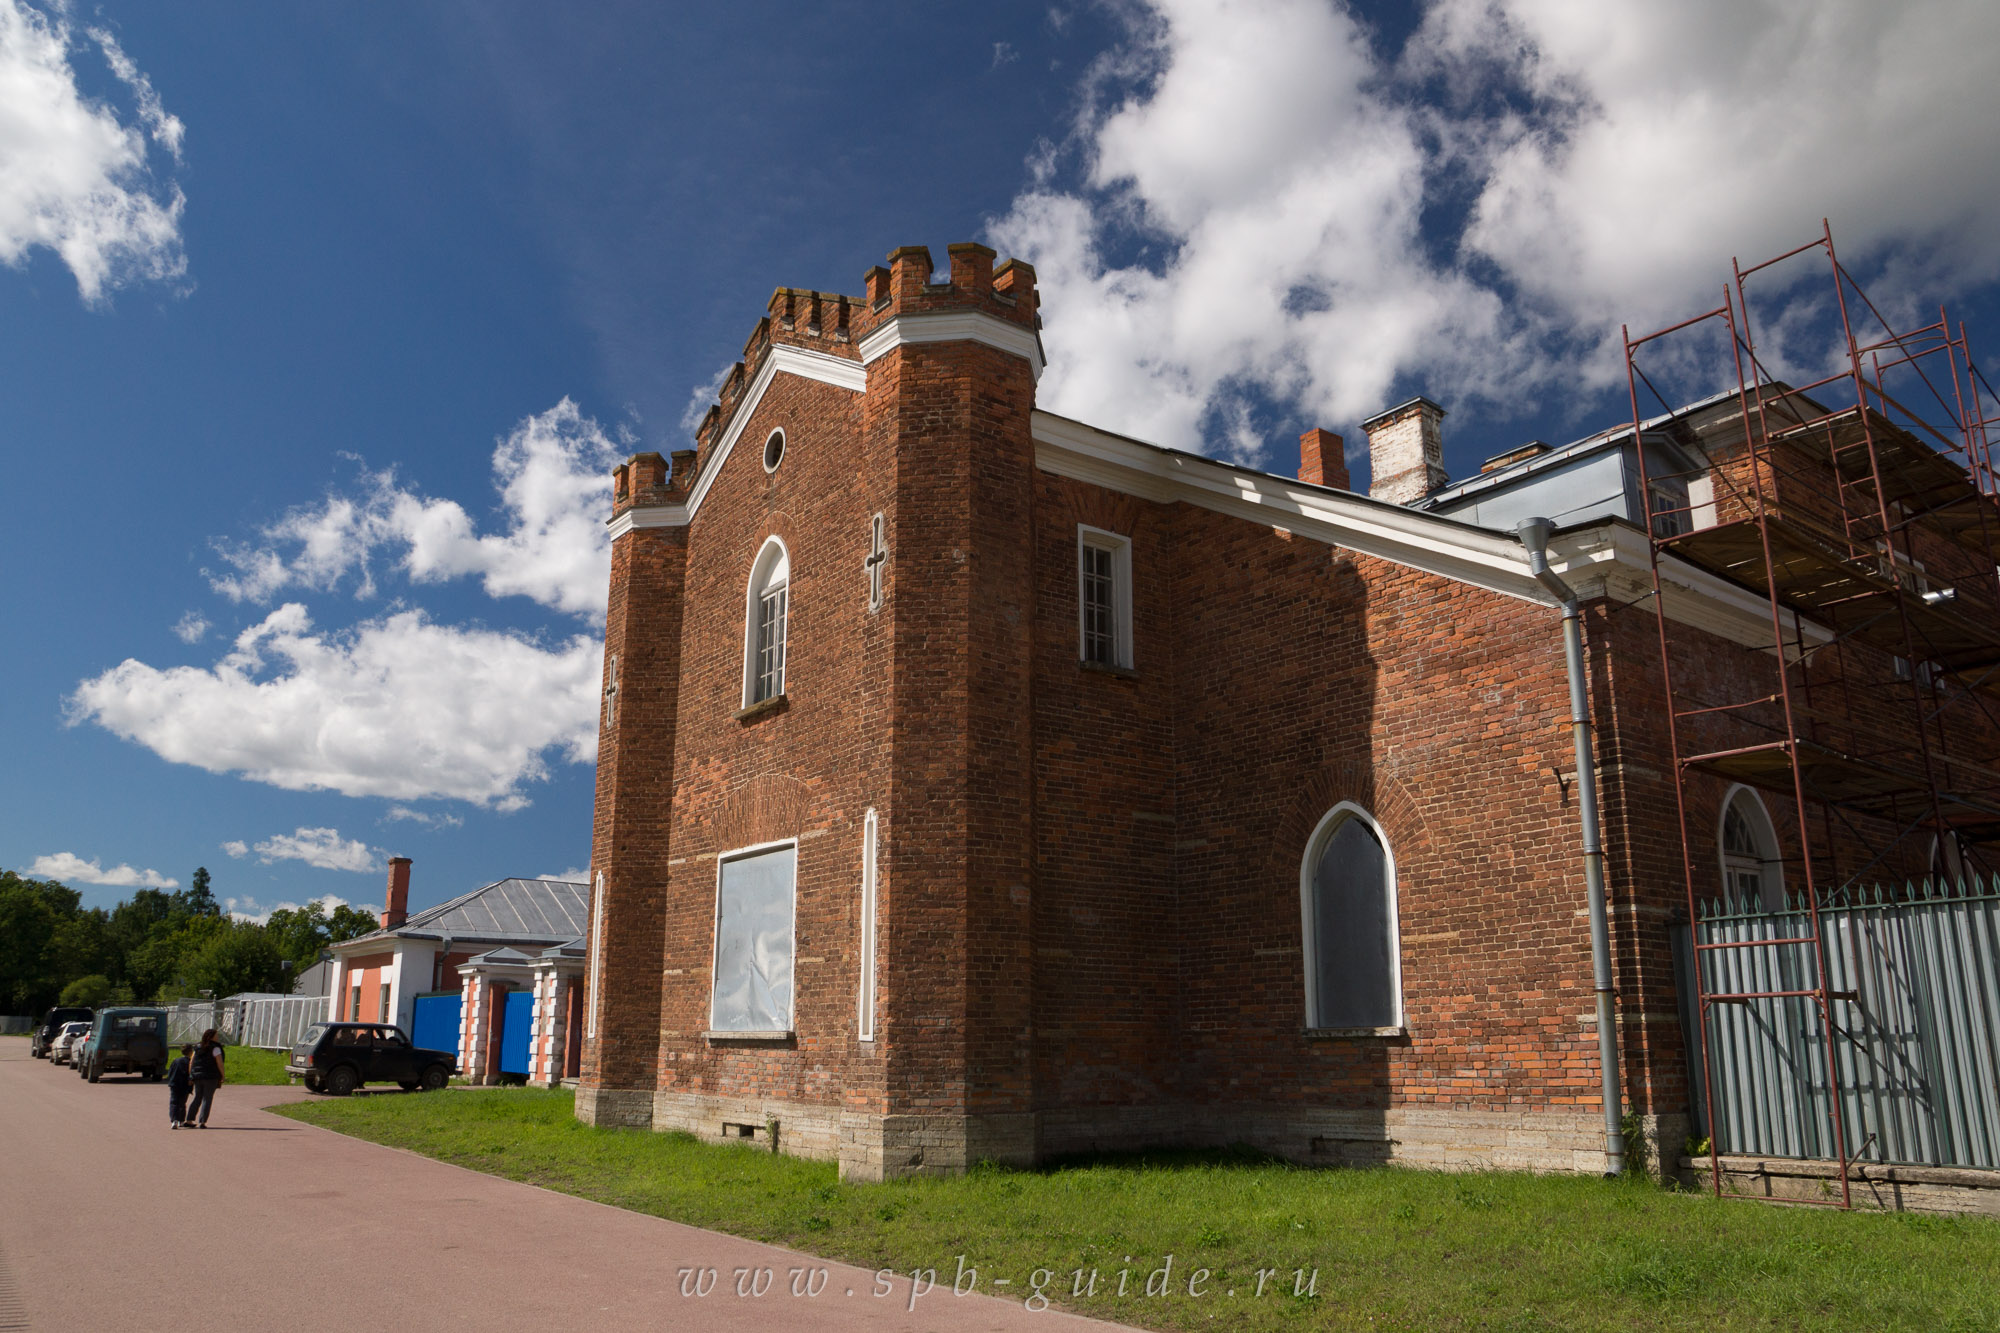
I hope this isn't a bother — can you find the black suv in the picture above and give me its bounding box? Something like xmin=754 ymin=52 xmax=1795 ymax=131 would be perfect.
xmin=80 ymin=1008 xmax=169 ymax=1082
xmin=289 ymin=1022 xmax=455 ymax=1095
xmin=30 ymin=1007 xmax=94 ymax=1059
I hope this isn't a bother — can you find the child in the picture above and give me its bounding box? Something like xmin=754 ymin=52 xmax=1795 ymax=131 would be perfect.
xmin=166 ymin=1044 xmax=193 ymax=1129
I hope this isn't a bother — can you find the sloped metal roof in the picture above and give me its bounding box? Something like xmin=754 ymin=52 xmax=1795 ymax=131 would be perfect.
xmin=338 ymin=877 xmax=590 ymax=950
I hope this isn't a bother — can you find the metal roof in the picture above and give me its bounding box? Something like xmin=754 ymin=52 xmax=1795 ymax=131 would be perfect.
xmin=336 ymin=877 xmax=590 ymax=951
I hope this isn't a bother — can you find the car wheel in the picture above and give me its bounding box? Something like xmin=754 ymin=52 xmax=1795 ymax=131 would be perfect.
xmin=304 ymin=1074 xmax=324 ymax=1093
xmin=87 ymin=1061 xmax=101 ymax=1083
xmin=418 ymin=1065 xmax=450 ymax=1092
xmin=325 ymin=1065 xmax=359 ymax=1097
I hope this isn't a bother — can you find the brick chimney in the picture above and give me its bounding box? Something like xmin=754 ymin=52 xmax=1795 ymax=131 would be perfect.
xmin=1298 ymin=428 xmax=1349 ymax=490
xmin=384 ymin=857 xmax=411 ymax=929
xmin=1363 ymin=396 xmax=1449 ymax=504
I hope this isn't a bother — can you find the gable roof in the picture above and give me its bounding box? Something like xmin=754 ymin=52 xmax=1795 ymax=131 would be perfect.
xmin=334 ymin=877 xmax=590 ymax=952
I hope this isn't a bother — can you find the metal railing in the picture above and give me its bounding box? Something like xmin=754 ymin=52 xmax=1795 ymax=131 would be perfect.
xmin=1674 ymin=876 xmax=2000 ymax=1169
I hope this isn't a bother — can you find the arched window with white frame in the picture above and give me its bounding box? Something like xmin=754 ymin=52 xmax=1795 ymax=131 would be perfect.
xmin=1718 ymin=785 xmax=1785 ymax=911
xmin=743 ymin=536 xmax=790 ymax=706
xmin=1299 ymin=803 xmax=1402 ymax=1030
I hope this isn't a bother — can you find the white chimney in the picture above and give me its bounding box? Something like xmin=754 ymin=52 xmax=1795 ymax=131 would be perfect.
xmin=1363 ymin=397 xmax=1449 ymax=504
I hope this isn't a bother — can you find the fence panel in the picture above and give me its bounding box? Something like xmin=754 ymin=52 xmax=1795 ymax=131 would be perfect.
xmin=236 ymin=995 xmax=330 ymax=1050
xmin=1677 ymin=876 xmax=2000 ymax=1169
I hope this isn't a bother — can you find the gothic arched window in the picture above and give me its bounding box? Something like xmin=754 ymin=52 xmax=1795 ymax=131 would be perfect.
xmin=1719 ymin=785 xmax=1784 ymax=911
xmin=1300 ymin=804 xmax=1402 ymax=1030
xmin=743 ymin=537 xmax=790 ymax=706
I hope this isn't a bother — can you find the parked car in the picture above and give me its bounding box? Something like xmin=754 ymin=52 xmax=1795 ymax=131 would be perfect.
xmin=49 ymin=1021 xmax=90 ymax=1066
xmin=288 ymin=1022 xmax=454 ymax=1095
xmin=79 ymin=1008 xmax=169 ymax=1082
xmin=74 ymin=1029 xmax=93 ymax=1077
xmin=30 ymin=1007 xmax=94 ymax=1059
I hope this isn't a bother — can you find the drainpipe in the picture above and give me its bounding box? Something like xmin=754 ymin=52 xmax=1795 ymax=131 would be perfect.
xmin=1515 ymin=517 xmax=1625 ymax=1177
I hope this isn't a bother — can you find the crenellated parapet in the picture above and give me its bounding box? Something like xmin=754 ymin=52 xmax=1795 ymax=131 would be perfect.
xmin=684 ymin=242 xmax=1043 ymax=463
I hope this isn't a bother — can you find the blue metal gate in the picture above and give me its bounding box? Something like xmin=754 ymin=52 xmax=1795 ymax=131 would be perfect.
xmin=499 ymin=989 xmax=534 ymax=1076
xmin=411 ymin=992 xmax=462 ymax=1058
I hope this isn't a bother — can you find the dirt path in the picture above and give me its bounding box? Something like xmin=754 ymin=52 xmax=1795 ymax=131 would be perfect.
xmin=0 ymin=1038 xmax=1120 ymax=1331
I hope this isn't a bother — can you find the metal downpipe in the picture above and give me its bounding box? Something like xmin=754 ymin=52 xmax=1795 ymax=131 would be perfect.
xmin=1516 ymin=517 xmax=1625 ymax=1177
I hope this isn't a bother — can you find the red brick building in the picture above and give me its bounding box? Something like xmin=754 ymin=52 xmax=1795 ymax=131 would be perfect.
xmin=575 ymin=242 xmax=1999 ymax=1182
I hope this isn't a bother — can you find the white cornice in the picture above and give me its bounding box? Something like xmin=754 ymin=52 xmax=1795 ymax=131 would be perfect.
xmin=1034 ymin=411 xmax=1541 ymax=602
xmin=606 ymin=503 xmax=690 ymax=540
xmin=858 ymin=310 xmax=1045 ymax=381
xmin=1032 ymin=411 xmax=1829 ymax=654
xmin=769 ymin=341 xmax=868 ymax=393
xmin=680 ymin=343 xmax=868 ymax=520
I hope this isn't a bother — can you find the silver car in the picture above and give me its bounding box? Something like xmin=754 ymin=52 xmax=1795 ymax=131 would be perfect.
xmin=50 ymin=1021 xmax=90 ymax=1066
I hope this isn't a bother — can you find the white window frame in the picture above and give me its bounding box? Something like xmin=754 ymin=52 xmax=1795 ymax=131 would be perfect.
xmin=1716 ymin=784 xmax=1785 ymax=911
xmin=602 ymin=651 xmax=620 ymax=728
xmin=762 ymin=428 xmax=786 ymax=473
xmin=1076 ymin=524 xmax=1134 ymax=669
xmin=857 ymin=809 xmax=879 ymax=1041
xmin=1298 ymin=801 xmax=1404 ymax=1030
xmin=586 ymin=871 xmax=605 ymax=1039
xmin=708 ymin=838 xmax=799 ymax=1035
xmin=743 ymin=536 xmax=791 ymax=707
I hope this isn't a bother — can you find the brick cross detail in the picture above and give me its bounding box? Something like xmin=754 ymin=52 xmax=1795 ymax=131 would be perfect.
xmin=865 ymin=513 xmax=887 ymax=610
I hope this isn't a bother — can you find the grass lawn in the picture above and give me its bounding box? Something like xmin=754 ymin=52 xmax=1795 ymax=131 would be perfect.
xmin=215 ymin=1043 xmax=293 ymax=1086
xmin=271 ymin=1088 xmax=2000 ymax=1331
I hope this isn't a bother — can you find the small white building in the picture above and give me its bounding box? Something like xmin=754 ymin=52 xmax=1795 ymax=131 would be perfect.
xmin=325 ymin=860 xmax=590 ymax=1056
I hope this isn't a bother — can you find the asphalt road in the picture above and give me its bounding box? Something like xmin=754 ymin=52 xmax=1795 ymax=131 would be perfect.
xmin=0 ymin=1038 xmax=1119 ymax=1331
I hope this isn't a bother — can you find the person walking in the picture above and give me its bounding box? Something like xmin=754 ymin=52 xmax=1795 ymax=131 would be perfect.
xmin=166 ymin=1044 xmax=193 ymax=1129
xmin=187 ymin=1028 xmax=226 ymax=1128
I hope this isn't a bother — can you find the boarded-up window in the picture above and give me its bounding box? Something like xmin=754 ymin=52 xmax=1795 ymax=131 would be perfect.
xmin=1306 ymin=812 xmax=1399 ymax=1028
xmin=711 ymin=845 xmax=796 ymax=1033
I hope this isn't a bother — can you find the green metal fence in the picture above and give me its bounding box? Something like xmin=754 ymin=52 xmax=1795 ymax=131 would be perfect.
xmin=1673 ymin=876 xmax=2000 ymax=1169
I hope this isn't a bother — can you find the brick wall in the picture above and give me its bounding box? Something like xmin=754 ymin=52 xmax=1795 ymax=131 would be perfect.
xmin=576 ymin=241 xmax=1997 ymax=1180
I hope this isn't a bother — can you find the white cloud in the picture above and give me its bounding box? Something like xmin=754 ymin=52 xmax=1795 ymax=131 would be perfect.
xmin=220 ymin=839 xmax=248 ymax=858
xmin=990 ymin=0 xmax=2000 ymax=460
xmin=0 ymin=0 xmax=186 ymax=302
xmin=248 ymin=826 xmax=377 ymax=873
xmin=207 ymin=399 xmax=622 ymax=621
xmin=538 ymin=867 xmax=588 ymax=883
xmin=68 ymin=601 xmax=602 ymax=808
xmin=24 ymin=851 xmax=176 ymax=888
xmin=172 ymin=611 xmax=209 ymax=643
xmin=384 ymin=806 xmax=463 ymax=830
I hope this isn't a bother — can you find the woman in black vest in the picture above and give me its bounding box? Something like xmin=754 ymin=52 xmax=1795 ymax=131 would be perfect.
xmin=187 ymin=1027 xmax=225 ymax=1128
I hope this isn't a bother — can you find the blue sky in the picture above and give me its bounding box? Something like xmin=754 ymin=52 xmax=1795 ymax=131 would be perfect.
xmin=6 ymin=0 xmax=1999 ymax=921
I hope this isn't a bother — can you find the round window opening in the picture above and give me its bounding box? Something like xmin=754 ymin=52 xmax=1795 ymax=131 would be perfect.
xmin=763 ymin=429 xmax=786 ymax=472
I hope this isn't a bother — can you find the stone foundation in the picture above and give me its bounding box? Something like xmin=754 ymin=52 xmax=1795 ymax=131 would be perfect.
xmin=1680 ymin=1154 xmax=2000 ymax=1217
xmin=574 ymin=1083 xmax=655 ymax=1129
xmin=634 ymin=1089 xmax=1645 ymax=1182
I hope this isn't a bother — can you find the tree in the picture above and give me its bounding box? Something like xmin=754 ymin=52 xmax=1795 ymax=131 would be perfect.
xmin=173 ymin=866 xmax=220 ymax=918
xmin=177 ymin=921 xmax=288 ymax=999
xmin=266 ymin=900 xmax=382 ymax=982
xmin=0 ymin=873 xmax=67 ymax=1014
xmin=58 ymin=974 xmax=128 ymax=1007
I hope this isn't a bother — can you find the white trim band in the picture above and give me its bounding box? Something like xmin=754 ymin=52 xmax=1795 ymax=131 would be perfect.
xmin=858 ymin=310 xmax=1044 ymax=381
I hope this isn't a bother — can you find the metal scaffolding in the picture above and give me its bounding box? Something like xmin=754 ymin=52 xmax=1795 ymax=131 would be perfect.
xmin=1621 ymin=221 xmax=2000 ymax=1207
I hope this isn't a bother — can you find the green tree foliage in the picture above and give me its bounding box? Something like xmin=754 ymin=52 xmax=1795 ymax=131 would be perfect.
xmin=58 ymin=974 xmax=131 ymax=1007
xmin=0 ymin=867 xmax=376 ymax=1015
xmin=0 ymin=873 xmax=68 ymax=1013
xmin=177 ymin=921 xmax=290 ymax=998
xmin=266 ymin=899 xmax=382 ymax=978
xmin=173 ymin=866 xmax=221 ymax=918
